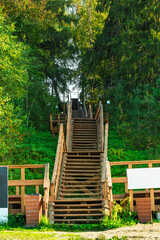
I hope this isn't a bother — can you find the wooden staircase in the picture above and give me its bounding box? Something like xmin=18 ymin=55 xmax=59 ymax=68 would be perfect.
xmin=50 ymin=100 xmax=113 ymax=223
xmin=72 ymin=119 xmax=98 ymax=151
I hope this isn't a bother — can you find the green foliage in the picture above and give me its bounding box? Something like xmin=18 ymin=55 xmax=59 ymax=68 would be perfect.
xmin=0 ymin=88 xmax=24 ymax=161
xmin=0 ymin=9 xmax=29 ymax=100
xmin=7 ymin=214 xmax=25 ymax=228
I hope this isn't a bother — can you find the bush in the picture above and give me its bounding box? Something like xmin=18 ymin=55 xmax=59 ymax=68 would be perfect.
xmin=8 ymin=214 xmax=25 ymax=228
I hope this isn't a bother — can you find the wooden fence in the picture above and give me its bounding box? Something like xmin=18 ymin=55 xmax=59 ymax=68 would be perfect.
xmin=110 ymin=160 xmax=160 ymax=211
xmin=1 ymin=164 xmax=50 ymax=216
xmin=95 ymin=101 xmax=104 ymax=151
xmin=51 ymin=124 xmax=66 ymax=199
xmin=50 ymin=113 xmax=67 ymax=135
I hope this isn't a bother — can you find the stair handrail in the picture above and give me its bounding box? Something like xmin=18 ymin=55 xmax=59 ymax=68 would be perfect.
xmin=102 ymin=123 xmax=113 ymax=212
xmin=43 ymin=163 xmax=50 ymax=217
xmin=95 ymin=101 xmax=104 ymax=150
xmin=87 ymin=104 xmax=93 ymax=119
xmin=66 ymin=101 xmax=72 ymax=151
xmin=51 ymin=124 xmax=66 ymax=199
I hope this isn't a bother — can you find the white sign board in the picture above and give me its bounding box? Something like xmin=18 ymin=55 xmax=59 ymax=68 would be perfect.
xmin=127 ymin=167 xmax=160 ymax=190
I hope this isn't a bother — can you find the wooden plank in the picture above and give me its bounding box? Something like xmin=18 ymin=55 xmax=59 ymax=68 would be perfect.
xmin=53 ymin=198 xmax=103 ymax=202
xmin=53 ymin=209 xmax=104 ymax=212
xmin=0 ymin=164 xmax=45 ymax=169
xmin=16 ymin=186 xmax=19 ymax=195
xmin=21 ymin=167 xmax=25 ymax=215
xmin=36 ymin=186 xmax=39 ymax=194
xmin=129 ymin=189 xmax=133 ymax=212
xmin=53 ymin=204 xmax=103 ymax=207
xmin=110 ymin=160 xmax=160 ymax=166
xmin=54 ymin=213 xmax=103 ymax=217
xmin=150 ymin=188 xmax=155 ymax=211
xmin=53 ymin=219 xmax=101 ymax=222
xmin=9 ymin=179 xmax=43 ymax=186
xmin=112 ymin=177 xmax=127 ymax=183
xmin=43 ymin=163 xmax=49 ymax=189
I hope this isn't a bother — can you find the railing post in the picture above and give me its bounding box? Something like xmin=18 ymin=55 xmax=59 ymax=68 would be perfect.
xmin=66 ymin=101 xmax=72 ymax=151
xmin=43 ymin=163 xmax=50 ymax=218
xmin=21 ymin=167 xmax=25 ymax=215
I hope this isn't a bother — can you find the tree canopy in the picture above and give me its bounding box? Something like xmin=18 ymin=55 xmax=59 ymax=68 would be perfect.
xmin=0 ymin=0 xmax=160 ymax=154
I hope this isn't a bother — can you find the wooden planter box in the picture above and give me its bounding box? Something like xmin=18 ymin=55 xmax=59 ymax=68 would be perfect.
xmin=25 ymin=194 xmax=42 ymax=226
xmin=135 ymin=198 xmax=152 ymax=223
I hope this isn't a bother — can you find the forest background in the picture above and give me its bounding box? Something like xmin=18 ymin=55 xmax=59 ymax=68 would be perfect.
xmin=0 ymin=0 xmax=160 ymax=187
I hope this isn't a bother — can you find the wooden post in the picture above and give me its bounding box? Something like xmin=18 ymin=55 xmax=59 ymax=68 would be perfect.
xmin=129 ymin=189 xmax=133 ymax=212
xmin=21 ymin=167 xmax=25 ymax=214
xmin=100 ymin=103 xmax=104 ymax=150
xmin=36 ymin=186 xmax=39 ymax=194
xmin=16 ymin=186 xmax=19 ymax=195
xmin=149 ymin=163 xmax=152 ymax=168
xmin=125 ymin=182 xmax=128 ymax=194
xmin=150 ymin=188 xmax=155 ymax=211
xmin=128 ymin=163 xmax=132 ymax=169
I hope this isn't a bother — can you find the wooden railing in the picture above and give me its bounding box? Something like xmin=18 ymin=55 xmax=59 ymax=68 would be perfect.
xmin=95 ymin=101 xmax=104 ymax=151
xmin=110 ymin=160 xmax=160 ymax=211
xmin=101 ymin=123 xmax=113 ymax=213
xmin=66 ymin=101 xmax=72 ymax=151
xmin=2 ymin=164 xmax=50 ymax=215
xmin=87 ymin=104 xmax=93 ymax=119
xmin=51 ymin=124 xmax=66 ymax=199
xmin=50 ymin=113 xmax=67 ymax=135
xmin=43 ymin=163 xmax=50 ymax=217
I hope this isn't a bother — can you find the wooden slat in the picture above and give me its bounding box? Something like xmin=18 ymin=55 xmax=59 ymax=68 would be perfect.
xmin=21 ymin=168 xmax=25 ymax=215
xmin=0 ymin=164 xmax=45 ymax=169
xmin=110 ymin=159 xmax=160 ymax=166
xmin=112 ymin=177 xmax=127 ymax=183
xmin=9 ymin=179 xmax=43 ymax=186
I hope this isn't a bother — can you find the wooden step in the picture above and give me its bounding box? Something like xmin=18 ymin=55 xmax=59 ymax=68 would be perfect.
xmin=72 ymin=143 xmax=97 ymax=146
xmin=61 ymin=190 xmax=101 ymax=194
xmin=53 ymin=208 xmax=104 ymax=212
xmin=54 ymin=199 xmax=103 ymax=202
xmin=73 ymin=119 xmax=96 ymax=122
xmin=72 ymin=146 xmax=98 ymax=149
xmin=53 ymin=219 xmax=101 ymax=222
xmin=63 ymin=173 xmax=100 ymax=177
xmin=53 ymin=204 xmax=104 ymax=207
xmin=64 ymin=169 xmax=100 ymax=173
xmin=73 ymin=124 xmax=97 ymax=127
xmin=72 ymin=140 xmax=97 ymax=142
xmin=54 ymin=213 xmax=103 ymax=217
xmin=61 ymin=180 xmax=100 ymax=183
xmin=61 ymin=185 xmax=100 ymax=188
xmin=66 ymin=151 xmax=102 ymax=154
xmin=66 ymin=155 xmax=101 ymax=158
xmin=65 ymin=163 xmax=100 ymax=166
xmin=64 ymin=166 xmax=100 ymax=169
xmin=62 ymin=176 xmax=100 ymax=180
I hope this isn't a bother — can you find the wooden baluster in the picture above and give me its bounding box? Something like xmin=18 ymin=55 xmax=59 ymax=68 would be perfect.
xmin=16 ymin=186 xmax=19 ymax=195
xmin=128 ymin=163 xmax=132 ymax=169
xmin=148 ymin=163 xmax=155 ymax=210
xmin=21 ymin=167 xmax=25 ymax=215
xmin=128 ymin=164 xmax=133 ymax=211
xmin=36 ymin=186 xmax=39 ymax=194
xmin=129 ymin=189 xmax=133 ymax=212
xmin=58 ymin=114 xmax=60 ymax=127
xmin=150 ymin=188 xmax=155 ymax=211
xmin=125 ymin=164 xmax=132 ymax=194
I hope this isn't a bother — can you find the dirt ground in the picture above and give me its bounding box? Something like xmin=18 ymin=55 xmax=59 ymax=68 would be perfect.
xmin=72 ymin=223 xmax=160 ymax=239
xmin=1 ymin=223 xmax=160 ymax=239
